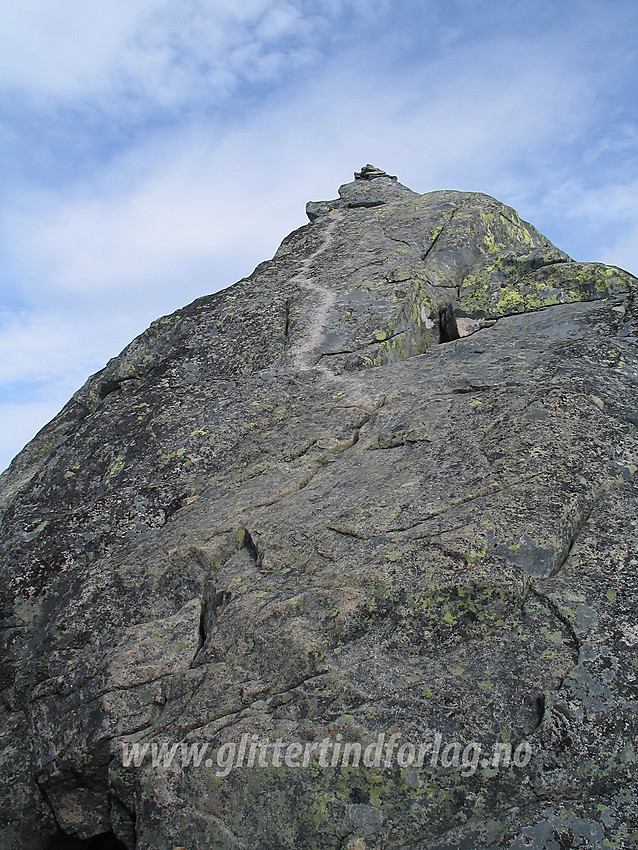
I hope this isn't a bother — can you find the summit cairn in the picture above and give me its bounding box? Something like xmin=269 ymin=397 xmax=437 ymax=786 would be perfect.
xmin=354 ymin=163 xmax=397 ymax=180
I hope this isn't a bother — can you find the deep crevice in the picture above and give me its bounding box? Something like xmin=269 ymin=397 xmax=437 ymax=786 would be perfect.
xmin=192 ymin=586 xmax=232 ymax=666
xmin=212 ymin=589 xmax=232 ymax=612
xmin=438 ymin=303 xmax=460 ymax=343
xmin=241 ymin=528 xmax=262 ymax=568
xmin=98 ymin=379 xmax=123 ymax=400
xmin=43 ymin=831 xmax=128 ymax=850
xmin=196 ymin=597 xmax=208 ymax=657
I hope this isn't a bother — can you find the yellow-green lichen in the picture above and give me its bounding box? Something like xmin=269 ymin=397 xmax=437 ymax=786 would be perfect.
xmin=105 ymin=455 xmax=125 ymax=482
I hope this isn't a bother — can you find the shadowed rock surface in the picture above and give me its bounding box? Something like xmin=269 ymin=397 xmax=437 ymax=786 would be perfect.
xmin=1 ymin=169 xmax=637 ymax=849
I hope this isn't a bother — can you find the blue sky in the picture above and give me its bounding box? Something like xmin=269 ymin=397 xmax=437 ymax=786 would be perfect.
xmin=1 ymin=0 xmax=637 ymax=472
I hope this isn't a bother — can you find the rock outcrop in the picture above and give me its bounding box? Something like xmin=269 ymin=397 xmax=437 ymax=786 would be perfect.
xmin=1 ymin=169 xmax=637 ymax=849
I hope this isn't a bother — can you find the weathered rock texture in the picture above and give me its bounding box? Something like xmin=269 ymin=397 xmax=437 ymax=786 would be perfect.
xmin=1 ymin=169 xmax=638 ymax=849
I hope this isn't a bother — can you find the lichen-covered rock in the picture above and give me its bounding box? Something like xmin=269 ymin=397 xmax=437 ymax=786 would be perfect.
xmin=1 ymin=170 xmax=637 ymax=849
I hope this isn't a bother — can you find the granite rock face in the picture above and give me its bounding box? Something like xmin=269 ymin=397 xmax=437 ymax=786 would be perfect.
xmin=1 ymin=170 xmax=637 ymax=849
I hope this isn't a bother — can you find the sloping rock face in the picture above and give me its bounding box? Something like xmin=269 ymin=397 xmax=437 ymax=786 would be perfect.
xmin=1 ymin=170 xmax=638 ymax=850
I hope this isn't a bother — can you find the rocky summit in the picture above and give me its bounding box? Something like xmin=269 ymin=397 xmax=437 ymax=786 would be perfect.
xmin=1 ymin=168 xmax=638 ymax=850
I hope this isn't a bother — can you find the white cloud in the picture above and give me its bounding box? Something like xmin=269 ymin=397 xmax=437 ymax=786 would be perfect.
xmin=256 ymin=4 xmax=302 ymax=40
xmin=0 ymin=0 xmax=365 ymax=106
